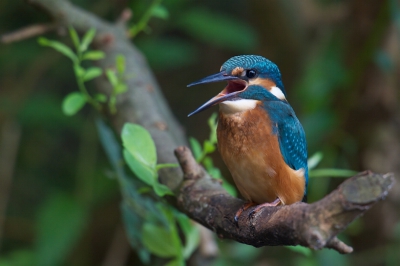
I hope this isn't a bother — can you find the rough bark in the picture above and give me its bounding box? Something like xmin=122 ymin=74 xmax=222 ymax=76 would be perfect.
xmin=25 ymin=0 xmax=395 ymax=254
xmin=175 ymin=146 xmax=394 ymax=254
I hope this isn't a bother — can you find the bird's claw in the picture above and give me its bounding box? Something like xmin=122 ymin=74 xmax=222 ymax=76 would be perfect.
xmin=234 ymin=215 xmax=240 ymax=227
xmin=233 ymin=202 xmax=255 ymax=227
xmin=247 ymin=198 xmax=281 ymax=221
xmin=248 ymin=209 xmax=256 ymax=220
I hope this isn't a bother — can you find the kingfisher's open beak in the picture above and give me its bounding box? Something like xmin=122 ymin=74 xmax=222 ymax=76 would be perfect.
xmin=187 ymin=71 xmax=239 ymax=87
xmin=187 ymin=71 xmax=247 ymax=116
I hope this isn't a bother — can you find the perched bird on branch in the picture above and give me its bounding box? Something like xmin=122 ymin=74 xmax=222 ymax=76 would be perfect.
xmin=188 ymin=55 xmax=308 ymax=223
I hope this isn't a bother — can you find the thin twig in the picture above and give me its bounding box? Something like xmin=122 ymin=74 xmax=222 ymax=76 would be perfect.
xmin=128 ymin=0 xmax=163 ymax=38
xmin=1 ymin=23 xmax=57 ymax=44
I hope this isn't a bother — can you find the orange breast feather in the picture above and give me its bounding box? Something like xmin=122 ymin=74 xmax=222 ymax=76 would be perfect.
xmin=217 ymin=105 xmax=305 ymax=205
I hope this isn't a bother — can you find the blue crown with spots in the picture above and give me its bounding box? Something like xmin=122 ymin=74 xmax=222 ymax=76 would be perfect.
xmin=221 ymin=55 xmax=286 ymax=95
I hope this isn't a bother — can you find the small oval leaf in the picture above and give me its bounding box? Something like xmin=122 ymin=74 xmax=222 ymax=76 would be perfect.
xmin=38 ymin=37 xmax=78 ymax=63
xmin=94 ymin=93 xmax=107 ymax=103
xmin=121 ymin=123 xmax=157 ymax=169
xmin=62 ymin=92 xmax=86 ymax=116
xmin=116 ymin=54 xmax=126 ymax=74
xmin=151 ymin=5 xmax=169 ymax=19
xmin=123 ymin=149 xmax=155 ymax=186
xmin=114 ymin=84 xmax=127 ymax=94
xmin=307 ymin=152 xmax=323 ymax=170
xmin=153 ymin=183 xmax=174 ymax=197
xmin=203 ymin=140 xmax=215 ymax=154
xmin=106 ymin=69 xmax=118 ymax=87
xmin=73 ymin=65 xmax=86 ymax=78
xmin=82 ymin=50 xmax=105 ymax=61
xmin=68 ymin=27 xmax=80 ymax=51
xmin=189 ymin=137 xmax=202 ymax=161
xmin=80 ymin=28 xmax=96 ymax=52
xmin=142 ymin=223 xmax=178 ymax=258
xmin=83 ymin=67 xmax=102 ymax=81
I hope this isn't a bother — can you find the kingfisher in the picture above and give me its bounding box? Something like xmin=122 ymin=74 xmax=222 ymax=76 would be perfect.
xmin=187 ymin=55 xmax=308 ymax=223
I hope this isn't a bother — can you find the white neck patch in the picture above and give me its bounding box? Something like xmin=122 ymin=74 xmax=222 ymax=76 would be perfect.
xmin=219 ymin=99 xmax=258 ymax=114
xmin=270 ymin=86 xmax=286 ymax=100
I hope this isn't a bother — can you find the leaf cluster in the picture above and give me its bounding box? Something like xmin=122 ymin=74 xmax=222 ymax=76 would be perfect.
xmin=189 ymin=113 xmax=237 ymax=197
xmin=98 ymin=120 xmax=199 ymax=265
xmin=38 ymin=27 xmax=128 ymax=116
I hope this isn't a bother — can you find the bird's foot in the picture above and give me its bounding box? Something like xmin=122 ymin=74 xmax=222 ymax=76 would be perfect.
xmin=234 ymin=202 xmax=256 ymax=227
xmin=248 ymin=198 xmax=281 ymax=219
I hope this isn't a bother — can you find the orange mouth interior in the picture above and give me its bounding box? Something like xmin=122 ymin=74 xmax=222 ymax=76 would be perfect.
xmin=218 ymin=80 xmax=247 ymax=97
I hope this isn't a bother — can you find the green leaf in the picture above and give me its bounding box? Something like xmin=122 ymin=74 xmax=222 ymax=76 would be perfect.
xmin=121 ymin=123 xmax=157 ymax=169
xmin=286 ymin=246 xmax=312 ymax=257
xmin=189 ymin=137 xmax=202 ymax=161
xmin=153 ymin=182 xmax=174 ymax=197
xmin=203 ymin=157 xmax=237 ymax=197
xmin=156 ymin=163 xmax=179 ymax=171
xmin=151 ymin=5 xmax=169 ymax=19
xmin=222 ymin=181 xmax=237 ymax=197
xmin=142 ymin=223 xmax=178 ymax=258
xmin=116 ymin=54 xmax=126 ymax=74
xmin=178 ymin=8 xmax=257 ymax=52
xmin=207 ymin=166 xmax=222 ymax=179
xmin=106 ymin=69 xmax=118 ymax=87
xmin=94 ymin=93 xmax=107 ymax=103
xmin=80 ymin=28 xmax=96 ymax=52
xmin=207 ymin=113 xmax=218 ymax=144
xmin=309 ymin=168 xmax=357 ymax=178
xmin=73 ymin=64 xmax=86 ymax=78
xmin=165 ymin=258 xmax=185 ymax=266
xmin=123 ymin=149 xmax=155 ymax=186
xmin=35 ymin=193 xmax=87 ymax=266
xmin=82 ymin=50 xmax=105 ymax=60
xmin=202 ymin=156 xmax=213 ymax=171
xmin=203 ymin=140 xmax=215 ymax=154
xmin=176 ymin=214 xmax=200 ymax=259
xmin=62 ymin=92 xmax=86 ymax=116
xmin=115 ymin=84 xmax=128 ymax=94
xmin=121 ymin=201 xmax=150 ymax=264
xmin=308 ymin=152 xmax=323 ymax=170
xmin=68 ymin=27 xmax=80 ymax=51
xmin=83 ymin=67 xmax=102 ymax=81
xmin=157 ymin=205 xmax=184 ymax=261
xmin=38 ymin=37 xmax=78 ymax=63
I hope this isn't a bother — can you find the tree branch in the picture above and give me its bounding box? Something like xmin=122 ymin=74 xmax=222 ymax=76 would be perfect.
xmin=175 ymin=146 xmax=394 ymax=253
xmin=1 ymin=23 xmax=57 ymax=44
xmin=26 ymin=0 xmax=396 ymax=254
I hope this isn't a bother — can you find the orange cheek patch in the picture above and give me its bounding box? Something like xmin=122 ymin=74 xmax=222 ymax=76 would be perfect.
xmin=231 ymin=67 xmax=244 ymax=76
xmin=249 ymin=77 xmax=276 ymax=90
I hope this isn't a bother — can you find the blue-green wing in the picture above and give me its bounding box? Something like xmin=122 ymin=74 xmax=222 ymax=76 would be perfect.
xmin=277 ymin=111 xmax=309 ymax=198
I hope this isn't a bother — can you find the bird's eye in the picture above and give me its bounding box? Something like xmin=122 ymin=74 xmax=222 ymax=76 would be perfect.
xmin=246 ymin=69 xmax=257 ymax=79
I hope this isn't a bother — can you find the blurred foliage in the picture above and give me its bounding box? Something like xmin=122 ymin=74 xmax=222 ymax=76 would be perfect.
xmin=0 ymin=0 xmax=399 ymax=265
xmin=98 ymin=120 xmax=197 ymax=265
xmin=189 ymin=113 xmax=237 ymax=197
xmin=38 ymin=27 xmax=124 ymax=115
xmin=130 ymin=0 xmax=257 ymax=71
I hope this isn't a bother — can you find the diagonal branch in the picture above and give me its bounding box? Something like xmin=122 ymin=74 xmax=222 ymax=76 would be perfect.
xmin=26 ymin=0 xmax=395 ymax=254
xmin=175 ymin=146 xmax=394 ymax=253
